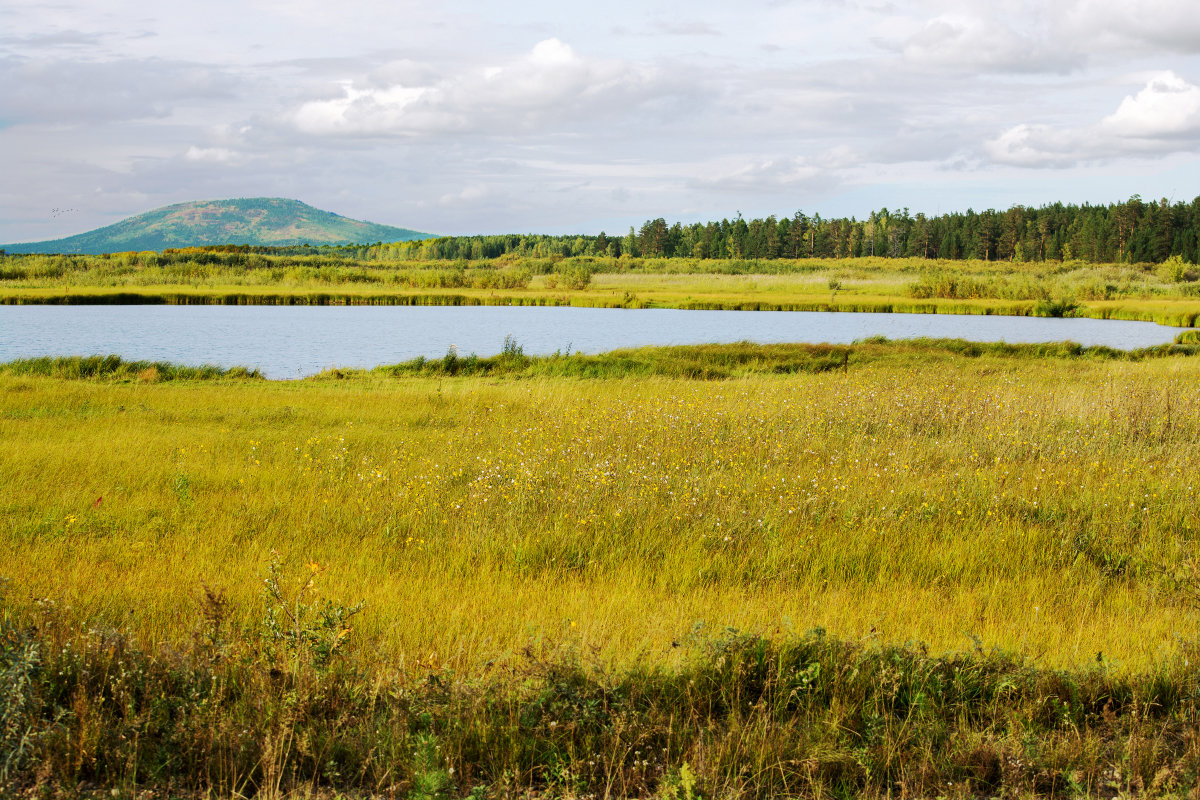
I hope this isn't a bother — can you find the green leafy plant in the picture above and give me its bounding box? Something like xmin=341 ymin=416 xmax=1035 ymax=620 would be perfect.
xmin=1033 ymin=295 xmax=1079 ymax=317
xmin=260 ymin=552 xmax=363 ymax=672
xmin=1159 ymin=254 xmax=1196 ymax=284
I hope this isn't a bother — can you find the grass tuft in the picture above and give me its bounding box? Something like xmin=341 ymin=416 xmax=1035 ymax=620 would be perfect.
xmin=0 ymin=354 xmax=262 ymax=381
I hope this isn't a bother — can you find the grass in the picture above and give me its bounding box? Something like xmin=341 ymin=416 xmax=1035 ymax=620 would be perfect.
xmin=0 ymin=354 xmax=263 ymax=382
xmin=4 ymin=341 xmax=1200 ymax=796
xmin=4 ymin=253 xmax=1200 ymax=327
xmin=360 ymin=337 xmax=1200 ymax=381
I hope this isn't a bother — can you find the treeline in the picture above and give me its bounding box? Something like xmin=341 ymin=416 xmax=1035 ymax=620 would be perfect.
xmin=5 ymin=196 xmax=1199 ymax=266
xmin=322 ymin=195 xmax=1199 ymax=264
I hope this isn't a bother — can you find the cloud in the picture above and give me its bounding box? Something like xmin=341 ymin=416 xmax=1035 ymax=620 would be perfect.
xmin=0 ymin=30 xmax=102 ymax=48
xmin=1101 ymin=71 xmax=1200 ymax=137
xmin=438 ymin=183 xmax=489 ymax=206
xmin=610 ymin=20 xmax=720 ymax=37
xmin=693 ymin=155 xmax=837 ymax=193
xmin=289 ymin=39 xmax=684 ymax=138
xmin=184 ymin=145 xmax=242 ymax=164
xmin=653 ymin=20 xmax=721 ymax=36
xmin=982 ymin=124 xmax=1090 ymax=168
xmin=0 ymin=56 xmax=239 ymax=125
xmin=984 ymin=71 xmax=1200 ymax=166
xmin=896 ymin=12 xmax=1081 ymax=74
xmin=1060 ymin=0 xmax=1200 ymax=55
xmin=889 ymin=1 xmax=1200 ymax=75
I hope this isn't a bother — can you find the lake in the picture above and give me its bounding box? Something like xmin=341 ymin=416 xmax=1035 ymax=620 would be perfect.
xmin=0 ymin=305 xmax=1185 ymax=379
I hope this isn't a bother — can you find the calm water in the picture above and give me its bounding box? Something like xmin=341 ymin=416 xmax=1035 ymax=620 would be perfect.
xmin=0 ymin=305 xmax=1185 ymax=379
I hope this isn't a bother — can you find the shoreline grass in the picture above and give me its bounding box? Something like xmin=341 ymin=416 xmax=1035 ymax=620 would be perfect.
xmin=7 ymin=338 xmax=1198 ymax=386
xmin=4 ymin=253 xmax=1200 ymax=327
xmin=365 ymin=337 xmax=1200 ymax=381
xmin=0 ymin=354 xmax=263 ymax=382
xmin=3 ymin=285 xmax=1199 ymax=328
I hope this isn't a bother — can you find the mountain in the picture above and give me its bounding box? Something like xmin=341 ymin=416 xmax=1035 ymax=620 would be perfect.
xmin=1 ymin=198 xmax=436 ymax=254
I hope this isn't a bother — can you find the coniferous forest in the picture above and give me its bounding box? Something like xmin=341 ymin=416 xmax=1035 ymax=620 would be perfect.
xmin=328 ymin=196 xmax=1200 ymax=264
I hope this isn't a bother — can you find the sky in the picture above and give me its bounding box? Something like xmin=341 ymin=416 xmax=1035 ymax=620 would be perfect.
xmin=3 ymin=0 xmax=1200 ymax=242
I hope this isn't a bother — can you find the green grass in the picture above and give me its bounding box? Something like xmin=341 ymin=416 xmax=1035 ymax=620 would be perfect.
xmin=361 ymin=338 xmax=1200 ymax=381
xmin=4 ymin=341 xmax=1200 ymax=796
xmin=0 ymin=354 xmax=263 ymax=382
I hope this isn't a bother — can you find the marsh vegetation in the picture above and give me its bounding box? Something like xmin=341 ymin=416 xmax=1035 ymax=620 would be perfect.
xmin=4 ymin=250 xmax=1200 ymax=328
xmin=4 ymin=341 xmax=1200 ymax=796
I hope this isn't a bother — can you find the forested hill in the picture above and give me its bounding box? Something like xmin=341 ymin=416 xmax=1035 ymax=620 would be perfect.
xmin=1 ymin=198 xmax=435 ymax=254
xmin=356 ymin=196 xmax=1199 ymax=264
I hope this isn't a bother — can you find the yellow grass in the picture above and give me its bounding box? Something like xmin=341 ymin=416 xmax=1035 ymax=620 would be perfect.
xmin=5 ymin=254 xmax=1200 ymax=325
xmin=3 ymin=353 xmax=1199 ymax=676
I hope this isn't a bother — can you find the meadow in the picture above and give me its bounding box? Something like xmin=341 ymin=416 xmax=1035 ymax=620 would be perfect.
xmin=4 ymin=341 xmax=1200 ymax=797
xmin=4 ymin=252 xmax=1200 ymax=327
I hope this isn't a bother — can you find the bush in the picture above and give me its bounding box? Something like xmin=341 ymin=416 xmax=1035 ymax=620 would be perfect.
xmin=1033 ymin=296 xmax=1079 ymax=317
xmin=1158 ymin=255 xmax=1197 ymax=284
xmin=554 ymin=262 xmax=593 ymax=290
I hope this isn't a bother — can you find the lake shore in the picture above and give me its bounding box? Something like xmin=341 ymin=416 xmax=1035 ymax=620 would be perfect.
xmin=5 ymin=282 xmax=1200 ymax=328
xmin=4 ymin=254 xmax=1200 ymax=327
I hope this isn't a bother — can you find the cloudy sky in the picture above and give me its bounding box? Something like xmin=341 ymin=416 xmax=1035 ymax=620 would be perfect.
xmin=3 ymin=0 xmax=1200 ymax=242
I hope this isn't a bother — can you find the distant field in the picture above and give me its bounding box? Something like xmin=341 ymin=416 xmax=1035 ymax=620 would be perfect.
xmin=4 ymin=252 xmax=1200 ymax=326
xmin=5 ymin=342 xmax=1200 ymax=797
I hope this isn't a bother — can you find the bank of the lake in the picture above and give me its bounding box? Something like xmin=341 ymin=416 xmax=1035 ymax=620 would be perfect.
xmin=5 ymin=253 xmax=1200 ymax=327
xmin=6 ymin=281 xmax=1200 ymax=327
xmin=0 ymin=304 xmax=1188 ymax=378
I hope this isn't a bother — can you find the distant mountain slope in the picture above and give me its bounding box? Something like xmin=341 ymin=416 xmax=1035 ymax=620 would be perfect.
xmin=1 ymin=198 xmax=436 ymax=254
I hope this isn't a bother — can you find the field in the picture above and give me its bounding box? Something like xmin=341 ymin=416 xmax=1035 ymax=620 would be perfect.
xmin=5 ymin=253 xmax=1200 ymax=328
xmin=4 ymin=341 xmax=1200 ymax=797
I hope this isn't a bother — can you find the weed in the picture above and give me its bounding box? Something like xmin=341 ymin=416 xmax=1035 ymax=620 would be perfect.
xmin=261 ymin=552 xmax=363 ymax=673
xmin=0 ymin=580 xmax=41 ymax=788
xmin=173 ymin=473 xmax=191 ymax=503
xmin=1034 ymin=295 xmax=1080 ymax=317
xmin=501 ymin=334 xmax=525 ymax=361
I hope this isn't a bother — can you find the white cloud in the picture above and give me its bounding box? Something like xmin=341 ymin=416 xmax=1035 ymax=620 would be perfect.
xmin=289 ymin=39 xmax=678 ymax=138
xmin=1060 ymin=0 xmax=1200 ymax=54
xmin=886 ymin=1 xmax=1200 ymax=75
xmin=982 ymin=124 xmax=1090 ymax=168
xmin=439 ymin=183 xmax=489 ymax=206
xmin=184 ymin=145 xmax=242 ymax=164
xmin=293 ymin=82 xmax=432 ymax=135
xmin=695 ymin=156 xmax=830 ymax=192
xmin=1101 ymin=71 xmax=1200 ymax=137
xmin=985 ymin=71 xmax=1200 ymax=167
xmin=899 ymin=12 xmax=1079 ymax=74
